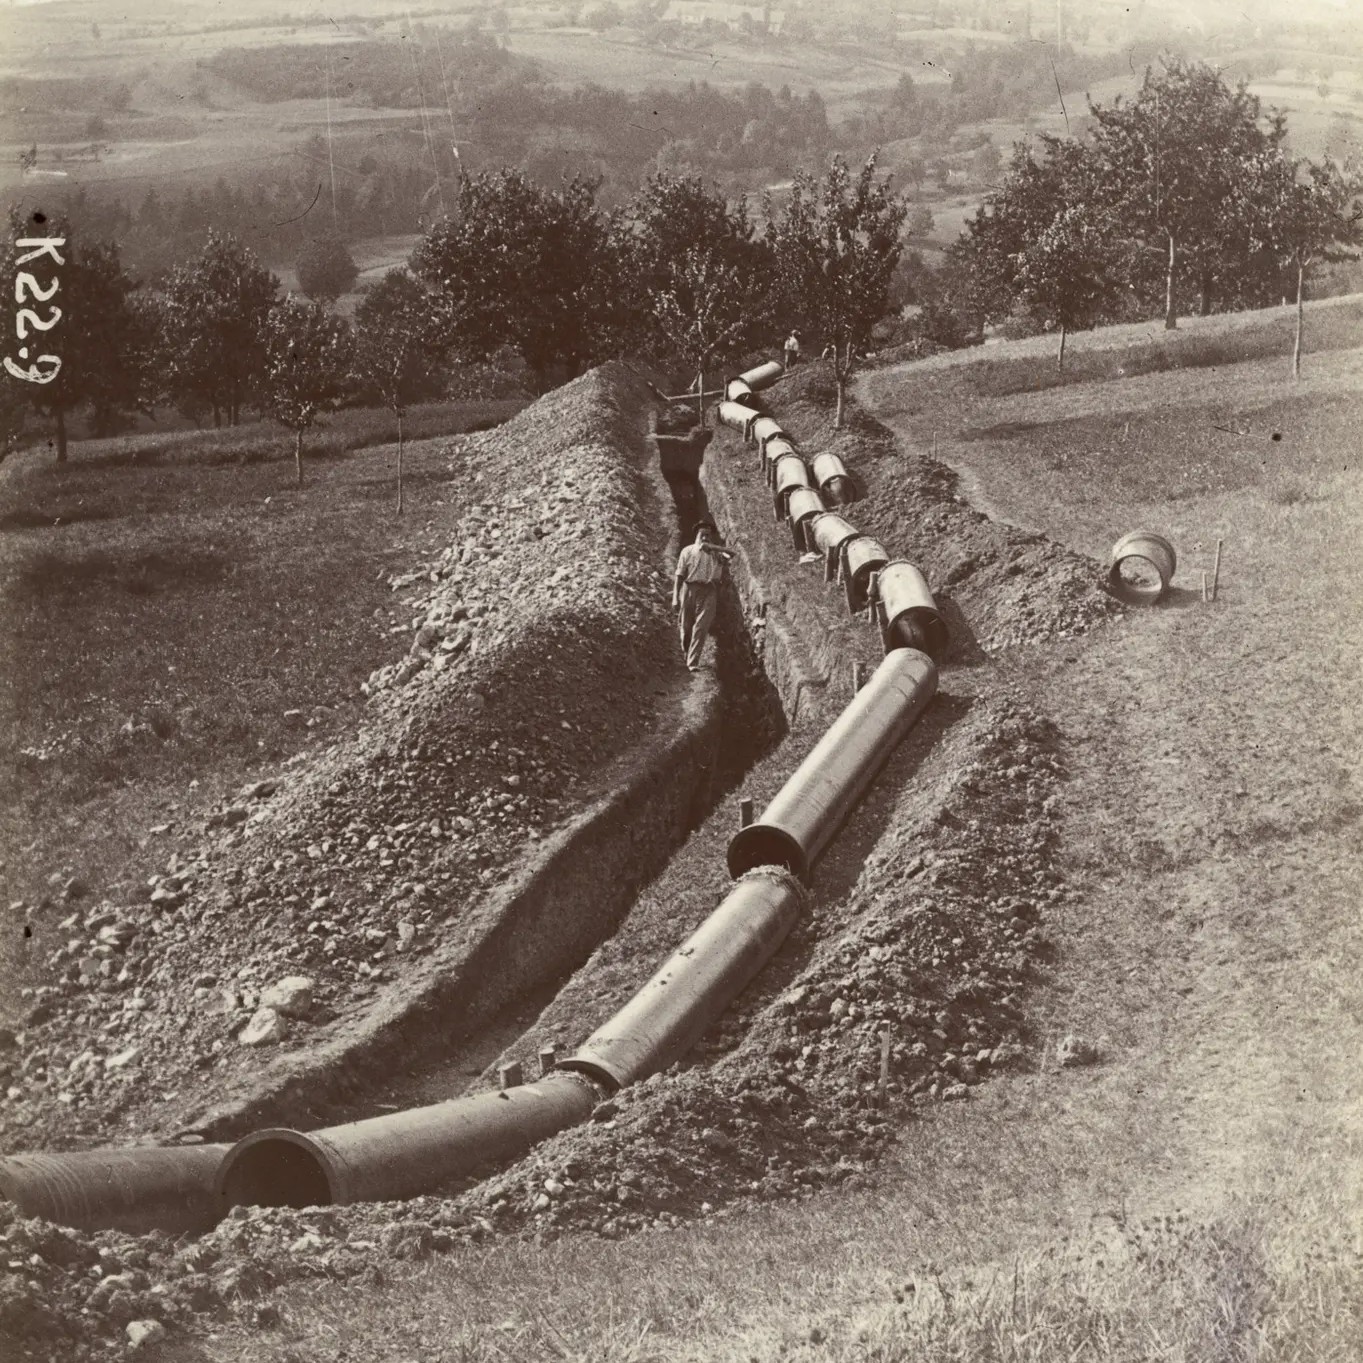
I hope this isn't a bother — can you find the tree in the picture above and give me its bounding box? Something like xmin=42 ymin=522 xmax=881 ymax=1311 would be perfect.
xmin=352 ymin=269 xmax=449 ymax=513
xmin=263 ymin=297 xmax=353 ymax=489
xmin=625 ymin=173 xmax=771 ymax=415
xmin=945 ymin=136 xmax=1101 ymax=335
xmin=1240 ymin=153 xmax=1363 ymax=376
xmin=764 ymin=154 xmax=908 ymax=427
xmin=1088 ymin=58 xmax=1286 ymax=329
xmin=1011 ymin=202 xmax=1123 ymax=369
xmin=296 ymin=235 xmax=359 ymax=305
xmin=412 ymin=170 xmax=621 ymax=390
xmin=159 ymin=231 xmax=278 ymax=426
xmin=1 ymin=213 xmax=154 ymax=461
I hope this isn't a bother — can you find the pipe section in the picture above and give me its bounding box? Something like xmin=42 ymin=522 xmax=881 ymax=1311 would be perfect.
xmin=811 ymin=452 xmax=856 ymax=505
xmin=725 ymin=378 xmax=757 ymax=405
xmin=786 ymin=487 xmax=826 ymax=552
xmin=761 ymin=436 xmax=798 ymax=477
xmin=738 ymin=360 xmax=785 ymax=391
xmin=0 ymin=1144 xmax=229 ymax=1236
xmin=562 ymin=868 xmax=807 ymax=1090
xmin=716 ymin=400 xmax=758 ymax=437
xmin=809 ymin=511 xmax=859 ymax=558
xmin=749 ymin=415 xmax=786 ymax=451
xmin=728 ymin=649 xmax=938 ymax=880
xmin=772 ymin=455 xmax=813 ymax=519
xmin=1108 ymin=530 xmax=1177 ymax=604
xmin=876 ymin=560 xmax=949 ymax=661
xmin=216 ymin=1072 xmax=599 ymax=1210
xmin=841 ymin=534 xmax=890 ymax=613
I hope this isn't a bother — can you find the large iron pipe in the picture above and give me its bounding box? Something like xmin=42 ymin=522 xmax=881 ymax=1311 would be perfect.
xmin=761 ymin=435 xmax=798 ymax=477
xmin=738 ymin=360 xmax=785 ymax=391
xmin=725 ymin=378 xmax=757 ymax=405
xmin=216 ymin=1073 xmax=600 ymax=1211
xmin=716 ymin=399 xmax=758 ymax=437
xmin=0 ymin=1144 xmax=230 ymax=1235
xmin=786 ymin=487 xmax=826 ymax=552
xmin=561 ymin=868 xmax=807 ymax=1090
xmin=727 ymin=649 xmax=938 ymax=881
xmin=841 ymin=534 xmax=890 ymax=613
xmin=1108 ymin=530 xmax=1177 ymax=604
xmin=876 ymin=560 xmax=949 ymax=661
xmin=811 ymin=452 xmax=856 ymax=506
xmin=749 ymin=415 xmax=787 ymax=451
xmin=810 ymin=511 xmax=859 ymax=557
xmin=772 ymin=455 xmax=813 ymax=519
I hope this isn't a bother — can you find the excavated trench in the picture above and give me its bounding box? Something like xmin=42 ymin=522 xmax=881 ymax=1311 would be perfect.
xmin=307 ymin=418 xmax=789 ymax=1125
xmin=4 ymin=362 xmax=1107 ymax=1244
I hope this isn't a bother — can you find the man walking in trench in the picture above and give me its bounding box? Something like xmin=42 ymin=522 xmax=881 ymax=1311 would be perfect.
xmin=673 ymin=520 xmax=734 ymax=672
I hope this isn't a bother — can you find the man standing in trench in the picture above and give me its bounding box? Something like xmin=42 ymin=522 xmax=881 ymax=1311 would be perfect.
xmin=673 ymin=520 xmax=734 ymax=672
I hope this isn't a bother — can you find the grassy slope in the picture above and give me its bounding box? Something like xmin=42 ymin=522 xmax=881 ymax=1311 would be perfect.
xmin=194 ymin=301 xmax=1363 ymax=1361
xmin=0 ymin=402 xmax=521 ymax=1027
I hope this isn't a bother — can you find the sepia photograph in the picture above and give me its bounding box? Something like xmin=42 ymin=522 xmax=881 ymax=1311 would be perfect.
xmin=1 ymin=0 xmax=1361 ymax=1357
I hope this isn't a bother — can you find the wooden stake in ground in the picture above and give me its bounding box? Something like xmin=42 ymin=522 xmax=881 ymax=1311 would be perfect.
xmin=1211 ymin=538 xmax=1223 ymax=601
xmin=878 ymin=1030 xmax=892 ymax=1106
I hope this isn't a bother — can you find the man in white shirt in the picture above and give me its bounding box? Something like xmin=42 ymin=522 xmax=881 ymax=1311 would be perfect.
xmin=783 ymin=331 xmax=801 ymax=368
xmin=673 ymin=521 xmax=734 ymax=671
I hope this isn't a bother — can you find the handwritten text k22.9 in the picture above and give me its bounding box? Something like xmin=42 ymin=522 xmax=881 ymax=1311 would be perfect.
xmin=5 ymin=237 xmax=66 ymax=385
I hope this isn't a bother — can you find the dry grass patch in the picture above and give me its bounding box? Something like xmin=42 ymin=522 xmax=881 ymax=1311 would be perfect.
xmin=0 ymin=408 xmax=519 ymax=1023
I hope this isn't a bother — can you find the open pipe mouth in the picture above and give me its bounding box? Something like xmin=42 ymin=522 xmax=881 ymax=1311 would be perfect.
xmin=886 ymin=608 xmax=949 ymax=662
xmin=726 ymin=825 xmax=807 ymax=880
xmin=1107 ymin=531 xmax=1176 ymax=604
xmin=822 ymin=475 xmax=856 ymax=506
xmin=216 ymin=1130 xmax=337 ymax=1210
xmin=1108 ymin=554 xmax=1168 ymax=603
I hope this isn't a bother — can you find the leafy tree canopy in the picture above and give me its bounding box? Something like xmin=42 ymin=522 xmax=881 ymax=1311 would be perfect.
xmin=296 ymin=235 xmax=359 ymax=305
xmin=159 ymin=230 xmax=278 ymax=426
xmin=764 ymin=154 xmax=907 ymax=425
xmin=411 ymin=170 xmax=622 ymax=389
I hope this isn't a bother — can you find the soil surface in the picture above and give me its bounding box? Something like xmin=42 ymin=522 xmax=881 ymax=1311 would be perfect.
xmin=0 ymin=364 xmax=684 ymax=1156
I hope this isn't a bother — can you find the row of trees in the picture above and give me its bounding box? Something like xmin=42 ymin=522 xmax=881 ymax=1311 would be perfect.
xmin=2 ymin=157 xmax=908 ymax=472
xmin=942 ymin=59 xmax=1363 ymax=369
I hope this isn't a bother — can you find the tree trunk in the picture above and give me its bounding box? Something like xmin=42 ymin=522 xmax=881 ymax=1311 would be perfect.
xmin=1198 ymin=269 xmax=1212 ymax=317
xmin=1293 ymin=259 xmax=1305 ymax=380
xmin=1057 ymin=323 xmax=1067 ymax=372
xmin=396 ymin=409 xmax=404 ymax=516
xmin=696 ymin=367 xmax=705 ymax=424
xmin=295 ymin=427 xmax=304 ymax=490
xmin=834 ymin=370 xmax=846 ymax=429
xmin=55 ymin=405 xmax=67 ymax=463
xmin=213 ymin=404 xmax=221 ymax=429
xmin=1164 ymin=231 xmax=1177 ymax=330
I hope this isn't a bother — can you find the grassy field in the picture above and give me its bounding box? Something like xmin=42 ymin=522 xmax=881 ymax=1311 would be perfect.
xmin=0 ymin=397 xmax=523 ymax=1024
xmin=179 ymin=299 xmax=1363 ymax=1362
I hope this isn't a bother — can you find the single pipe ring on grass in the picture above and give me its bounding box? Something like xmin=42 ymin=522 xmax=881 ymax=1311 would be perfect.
xmin=1108 ymin=531 xmax=1177 ymax=604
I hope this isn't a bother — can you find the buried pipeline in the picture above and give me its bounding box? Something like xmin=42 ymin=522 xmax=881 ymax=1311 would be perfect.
xmin=212 ymin=645 xmax=933 ymax=1212
xmin=1 ymin=357 xmax=951 ymax=1229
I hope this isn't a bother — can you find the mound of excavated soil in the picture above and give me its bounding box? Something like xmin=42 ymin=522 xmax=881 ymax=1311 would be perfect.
xmin=2 ymin=364 xmax=1101 ymax=1361
xmin=774 ymin=364 xmax=1124 ymax=653
xmin=0 ymin=364 xmax=680 ymax=1157
xmin=0 ymin=690 xmax=1063 ymax=1361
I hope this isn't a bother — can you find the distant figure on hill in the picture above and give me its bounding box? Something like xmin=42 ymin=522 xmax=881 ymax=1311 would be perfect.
xmin=783 ymin=330 xmax=801 ymax=368
xmin=673 ymin=520 xmax=734 ymax=672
